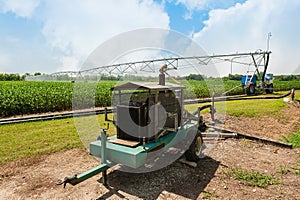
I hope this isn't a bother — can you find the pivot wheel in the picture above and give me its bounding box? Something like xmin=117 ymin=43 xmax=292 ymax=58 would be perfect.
xmin=265 ymin=83 xmax=274 ymax=94
xmin=185 ymin=130 xmax=204 ymax=162
xmin=246 ymin=83 xmax=255 ymax=95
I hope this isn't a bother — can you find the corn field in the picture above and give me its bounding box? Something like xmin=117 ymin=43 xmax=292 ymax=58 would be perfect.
xmin=0 ymin=80 xmax=298 ymax=117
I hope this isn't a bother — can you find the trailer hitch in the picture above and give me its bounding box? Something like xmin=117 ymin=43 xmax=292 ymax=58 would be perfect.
xmin=56 ymin=176 xmax=74 ymax=188
xmin=56 ymin=127 xmax=110 ymax=188
xmin=56 ymin=162 xmax=110 ymax=188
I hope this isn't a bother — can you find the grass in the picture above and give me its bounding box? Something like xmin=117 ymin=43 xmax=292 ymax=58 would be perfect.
xmin=226 ymin=169 xmax=280 ymax=188
xmin=202 ymin=191 xmax=212 ymax=199
xmin=202 ymin=191 xmax=219 ymax=199
xmin=185 ymin=98 xmax=286 ymax=118
xmin=291 ymin=165 xmax=300 ymax=176
xmin=223 ymin=99 xmax=286 ymax=117
xmin=186 ymin=90 xmax=300 ymax=118
xmin=278 ymin=166 xmax=290 ymax=175
xmin=284 ymin=130 xmax=300 ymax=148
xmin=0 ymin=114 xmax=116 ymax=165
xmin=0 ymin=118 xmax=82 ymax=165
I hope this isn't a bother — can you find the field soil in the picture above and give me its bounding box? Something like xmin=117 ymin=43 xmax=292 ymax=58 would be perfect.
xmin=0 ymin=102 xmax=300 ymax=199
xmin=223 ymin=101 xmax=300 ymax=140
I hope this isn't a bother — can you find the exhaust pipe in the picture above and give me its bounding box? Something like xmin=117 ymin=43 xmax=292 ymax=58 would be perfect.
xmin=159 ymin=64 xmax=167 ymax=86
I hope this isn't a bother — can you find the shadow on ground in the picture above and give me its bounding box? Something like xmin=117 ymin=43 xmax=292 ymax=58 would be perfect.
xmin=96 ymin=156 xmax=220 ymax=200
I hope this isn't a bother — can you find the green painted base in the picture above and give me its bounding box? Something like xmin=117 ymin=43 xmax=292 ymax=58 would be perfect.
xmin=90 ymin=123 xmax=196 ymax=168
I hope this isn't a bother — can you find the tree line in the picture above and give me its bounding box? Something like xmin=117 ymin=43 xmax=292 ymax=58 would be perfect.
xmin=0 ymin=73 xmax=25 ymax=81
xmin=0 ymin=72 xmax=43 ymax=81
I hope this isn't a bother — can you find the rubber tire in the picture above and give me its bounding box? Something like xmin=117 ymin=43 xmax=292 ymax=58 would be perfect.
xmin=185 ymin=130 xmax=204 ymax=162
xmin=266 ymin=83 xmax=274 ymax=94
xmin=246 ymin=83 xmax=255 ymax=95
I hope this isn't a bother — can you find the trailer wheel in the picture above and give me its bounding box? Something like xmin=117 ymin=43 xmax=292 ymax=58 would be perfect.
xmin=185 ymin=130 xmax=204 ymax=162
xmin=246 ymin=83 xmax=255 ymax=95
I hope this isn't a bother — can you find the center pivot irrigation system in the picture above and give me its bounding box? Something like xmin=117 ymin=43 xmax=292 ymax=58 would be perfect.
xmin=53 ymin=51 xmax=278 ymax=187
xmin=28 ymin=51 xmax=272 ymax=95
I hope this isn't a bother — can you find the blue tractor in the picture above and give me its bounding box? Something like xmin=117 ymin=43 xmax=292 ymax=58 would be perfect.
xmin=240 ymin=51 xmax=273 ymax=95
xmin=242 ymin=73 xmax=274 ymax=95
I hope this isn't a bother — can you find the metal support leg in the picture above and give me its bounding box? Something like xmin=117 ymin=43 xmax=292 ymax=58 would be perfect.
xmin=101 ymin=128 xmax=108 ymax=185
xmin=211 ymin=94 xmax=215 ymax=122
xmin=102 ymin=170 xmax=107 ymax=186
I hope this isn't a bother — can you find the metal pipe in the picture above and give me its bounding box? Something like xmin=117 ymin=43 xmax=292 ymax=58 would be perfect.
xmin=267 ymin=32 xmax=272 ymax=51
xmin=261 ymin=52 xmax=270 ymax=87
xmin=211 ymin=93 xmax=215 ymax=122
xmin=66 ymin=51 xmax=273 ymax=74
xmin=158 ymin=64 xmax=167 ymax=85
xmin=56 ymin=163 xmax=110 ymax=187
xmin=101 ymin=127 xmax=108 ymax=185
xmin=33 ymin=51 xmax=272 ymax=79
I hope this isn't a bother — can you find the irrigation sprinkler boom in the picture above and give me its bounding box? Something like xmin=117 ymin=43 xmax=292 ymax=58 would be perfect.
xmin=26 ymin=51 xmax=271 ymax=86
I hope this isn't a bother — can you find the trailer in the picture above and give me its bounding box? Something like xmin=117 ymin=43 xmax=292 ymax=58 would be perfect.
xmin=57 ymin=65 xmax=211 ymax=187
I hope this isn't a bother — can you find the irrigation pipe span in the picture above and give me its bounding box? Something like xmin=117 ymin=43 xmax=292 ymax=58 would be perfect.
xmin=0 ymin=91 xmax=291 ymax=125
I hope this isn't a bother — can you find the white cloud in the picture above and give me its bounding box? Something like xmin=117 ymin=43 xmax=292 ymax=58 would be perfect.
xmin=41 ymin=0 xmax=169 ymax=71
xmin=0 ymin=0 xmax=40 ymax=17
xmin=175 ymin=0 xmax=210 ymax=20
xmin=175 ymin=0 xmax=241 ymax=19
xmin=59 ymin=56 xmax=80 ymax=72
xmin=193 ymin=0 xmax=300 ymax=75
xmin=176 ymin=0 xmax=210 ymax=11
xmin=176 ymin=0 xmax=246 ymax=11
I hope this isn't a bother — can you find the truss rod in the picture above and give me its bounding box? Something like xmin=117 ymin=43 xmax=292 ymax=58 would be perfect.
xmin=27 ymin=51 xmax=271 ymax=79
xmin=76 ymin=51 xmax=271 ymax=75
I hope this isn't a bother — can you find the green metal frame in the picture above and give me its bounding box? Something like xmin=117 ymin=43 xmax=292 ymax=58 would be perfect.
xmin=59 ymin=123 xmax=196 ymax=187
xmin=58 ymin=128 xmax=110 ymax=187
xmin=65 ymin=164 xmax=110 ymax=186
xmin=90 ymin=123 xmax=195 ymax=168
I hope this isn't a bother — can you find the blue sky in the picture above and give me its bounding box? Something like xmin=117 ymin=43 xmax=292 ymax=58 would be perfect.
xmin=0 ymin=0 xmax=300 ymax=76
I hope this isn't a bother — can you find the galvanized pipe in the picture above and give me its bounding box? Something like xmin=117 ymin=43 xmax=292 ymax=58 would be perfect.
xmin=101 ymin=128 xmax=108 ymax=186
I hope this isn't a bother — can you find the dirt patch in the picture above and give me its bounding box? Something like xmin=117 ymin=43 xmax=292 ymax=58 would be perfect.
xmin=224 ymin=101 xmax=300 ymax=140
xmin=0 ymin=101 xmax=300 ymax=199
xmin=0 ymin=141 xmax=299 ymax=200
